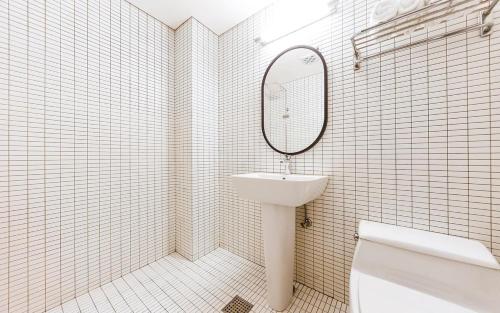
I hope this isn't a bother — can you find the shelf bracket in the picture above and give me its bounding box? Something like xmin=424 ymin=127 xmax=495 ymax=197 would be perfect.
xmin=479 ymin=0 xmax=497 ymax=37
xmin=351 ymin=37 xmax=361 ymax=71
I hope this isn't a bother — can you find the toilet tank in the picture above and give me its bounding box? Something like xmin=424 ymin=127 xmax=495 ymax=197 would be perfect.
xmin=350 ymin=221 xmax=500 ymax=313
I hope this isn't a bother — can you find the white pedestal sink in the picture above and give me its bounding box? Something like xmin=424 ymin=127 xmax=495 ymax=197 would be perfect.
xmin=231 ymin=173 xmax=329 ymax=311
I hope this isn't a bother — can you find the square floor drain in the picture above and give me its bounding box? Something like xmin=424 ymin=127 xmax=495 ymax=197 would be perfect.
xmin=222 ymin=295 xmax=254 ymax=313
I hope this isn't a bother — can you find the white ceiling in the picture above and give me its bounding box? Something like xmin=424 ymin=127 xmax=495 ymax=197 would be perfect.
xmin=128 ymin=0 xmax=276 ymax=35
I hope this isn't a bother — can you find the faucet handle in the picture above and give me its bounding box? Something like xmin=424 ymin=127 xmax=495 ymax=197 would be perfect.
xmin=282 ymin=154 xmax=292 ymax=175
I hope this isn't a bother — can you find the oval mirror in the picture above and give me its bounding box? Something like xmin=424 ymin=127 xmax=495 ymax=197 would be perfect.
xmin=262 ymin=45 xmax=327 ymax=155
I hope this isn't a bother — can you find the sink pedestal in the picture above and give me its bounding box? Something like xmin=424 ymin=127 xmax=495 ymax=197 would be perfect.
xmin=262 ymin=203 xmax=295 ymax=311
xmin=231 ymin=173 xmax=328 ymax=311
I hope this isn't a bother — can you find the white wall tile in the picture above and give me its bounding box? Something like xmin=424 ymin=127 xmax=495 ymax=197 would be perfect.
xmin=1 ymin=1 xmax=175 ymax=312
xmin=175 ymin=18 xmax=219 ymax=261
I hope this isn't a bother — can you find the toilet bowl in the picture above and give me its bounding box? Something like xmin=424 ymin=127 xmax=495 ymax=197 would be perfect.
xmin=350 ymin=221 xmax=500 ymax=313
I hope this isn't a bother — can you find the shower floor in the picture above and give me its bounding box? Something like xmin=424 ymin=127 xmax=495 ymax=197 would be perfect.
xmin=46 ymin=248 xmax=347 ymax=313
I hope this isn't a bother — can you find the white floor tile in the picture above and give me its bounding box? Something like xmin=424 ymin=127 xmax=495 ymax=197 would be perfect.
xmin=48 ymin=249 xmax=347 ymax=313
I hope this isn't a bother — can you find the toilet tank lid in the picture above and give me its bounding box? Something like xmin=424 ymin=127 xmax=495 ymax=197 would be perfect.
xmin=358 ymin=220 xmax=500 ymax=270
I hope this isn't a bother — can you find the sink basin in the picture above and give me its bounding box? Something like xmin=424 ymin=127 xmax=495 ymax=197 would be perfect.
xmin=232 ymin=172 xmax=329 ymax=207
xmin=232 ymin=172 xmax=328 ymax=311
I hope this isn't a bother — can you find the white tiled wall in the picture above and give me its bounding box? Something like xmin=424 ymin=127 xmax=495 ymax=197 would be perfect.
xmin=175 ymin=18 xmax=219 ymax=261
xmin=0 ymin=1 xmax=175 ymax=312
xmin=219 ymin=0 xmax=500 ymax=303
xmin=174 ymin=17 xmax=194 ymax=261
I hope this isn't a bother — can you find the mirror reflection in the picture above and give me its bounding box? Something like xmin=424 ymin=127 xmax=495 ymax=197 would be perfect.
xmin=262 ymin=46 xmax=326 ymax=155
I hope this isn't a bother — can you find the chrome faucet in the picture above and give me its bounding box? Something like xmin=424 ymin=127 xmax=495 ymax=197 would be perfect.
xmin=280 ymin=155 xmax=292 ymax=175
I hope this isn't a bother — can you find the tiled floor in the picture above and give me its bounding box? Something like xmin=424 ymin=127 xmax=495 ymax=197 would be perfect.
xmin=46 ymin=249 xmax=348 ymax=313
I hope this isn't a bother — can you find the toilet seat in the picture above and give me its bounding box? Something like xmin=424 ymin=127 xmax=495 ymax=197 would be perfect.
xmin=355 ymin=272 xmax=476 ymax=313
xmin=349 ymin=221 xmax=500 ymax=313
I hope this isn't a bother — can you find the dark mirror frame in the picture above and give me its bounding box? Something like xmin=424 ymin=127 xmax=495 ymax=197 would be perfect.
xmin=261 ymin=45 xmax=328 ymax=156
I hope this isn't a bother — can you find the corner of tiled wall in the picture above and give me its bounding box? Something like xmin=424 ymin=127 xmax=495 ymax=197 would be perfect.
xmin=174 ymin=17 xmax=219 ymax=261
xmin=175 ymin=17 xmax=195 ymax=261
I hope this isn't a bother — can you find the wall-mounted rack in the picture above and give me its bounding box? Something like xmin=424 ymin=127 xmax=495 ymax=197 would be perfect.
xmin=352 ymin=0 xmax=499 ymax=70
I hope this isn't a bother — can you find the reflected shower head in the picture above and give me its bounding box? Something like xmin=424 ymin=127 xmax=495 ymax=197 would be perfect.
xmin=265 ymin=82 xmax=286 ymax=100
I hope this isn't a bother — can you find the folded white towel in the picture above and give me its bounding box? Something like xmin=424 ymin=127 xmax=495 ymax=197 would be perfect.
xmin=370 ymin=0 xmax=400 ymax=26
xmin=398 ymin=0 xmax=425 ymax=15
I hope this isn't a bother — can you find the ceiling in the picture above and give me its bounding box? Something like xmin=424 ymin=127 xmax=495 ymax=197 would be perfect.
xmin=128 ymin=0 xmax=276 ymax=35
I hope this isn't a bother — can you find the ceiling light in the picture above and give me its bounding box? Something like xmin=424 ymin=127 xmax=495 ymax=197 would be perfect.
xmin=256 ymin=0 xmax=338 ymax=45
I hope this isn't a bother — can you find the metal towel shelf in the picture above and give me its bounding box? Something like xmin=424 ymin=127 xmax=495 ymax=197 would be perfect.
xmin=352 ymin=0 xmax=499 ymax=70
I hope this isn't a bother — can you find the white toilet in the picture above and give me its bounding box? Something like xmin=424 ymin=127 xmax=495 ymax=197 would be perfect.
xmin=350 ymin=221 xmax=500 ymax=313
